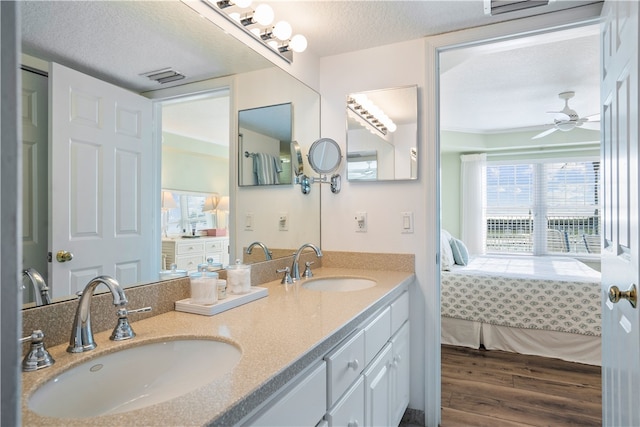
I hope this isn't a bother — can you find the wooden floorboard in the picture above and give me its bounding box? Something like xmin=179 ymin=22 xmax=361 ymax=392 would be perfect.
xmin=441 ymin=345 xmax=602 ymax=427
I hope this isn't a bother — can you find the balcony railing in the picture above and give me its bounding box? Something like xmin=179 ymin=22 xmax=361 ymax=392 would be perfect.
xmin=486 ymin=215 xmax=600 ymax=255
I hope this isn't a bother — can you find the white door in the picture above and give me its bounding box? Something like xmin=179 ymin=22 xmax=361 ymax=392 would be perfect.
xmin=50 ymin=62 xmax=156 ymax=298
xmin=21 ymin=69 xmax=49 ymax=303
xmin=600 ymin=1 xmax=640 ymax=425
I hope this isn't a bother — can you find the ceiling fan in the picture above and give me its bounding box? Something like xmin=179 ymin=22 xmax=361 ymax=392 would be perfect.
xmin=532 ymin=91 xmax=600 ymax=139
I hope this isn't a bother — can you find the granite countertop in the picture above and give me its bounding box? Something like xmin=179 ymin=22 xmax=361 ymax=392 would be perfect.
xmin=21 ymin=267 xmax=414 ymax=426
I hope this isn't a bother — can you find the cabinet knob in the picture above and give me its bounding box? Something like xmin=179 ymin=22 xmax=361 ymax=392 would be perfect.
xmin=347 ymin=359 xmax=359 ymax=370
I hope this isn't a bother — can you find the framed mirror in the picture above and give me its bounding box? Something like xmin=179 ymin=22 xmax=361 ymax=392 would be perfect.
xmin=238 ymin=103 xmax=293 ymax=186
xmin=346 ymin=85 xmax=418 ymax=181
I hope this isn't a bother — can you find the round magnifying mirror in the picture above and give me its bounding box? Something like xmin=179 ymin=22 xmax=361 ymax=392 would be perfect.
xmin=308 ymin=138 xmax=342 ymax=175
xmin=291 ymin=141 xmax=304 ymax=176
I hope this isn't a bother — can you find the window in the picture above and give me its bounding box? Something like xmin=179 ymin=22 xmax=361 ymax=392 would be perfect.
xmin=486 ymin=160 xmax=600 ymax=255
xmin=164 ymin=192 xmax=215 ymax=236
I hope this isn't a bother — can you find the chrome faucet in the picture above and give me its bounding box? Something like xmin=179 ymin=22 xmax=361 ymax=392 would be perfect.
xmin=67 ymin=275 xmax=128 ymax=353
xmin=291 ymin=243 xmax=323 ymax=281
xmin=246 ymin=241 xmax=272 ymax=260
xmin=22 ymin=268 xmax=52 ymax=306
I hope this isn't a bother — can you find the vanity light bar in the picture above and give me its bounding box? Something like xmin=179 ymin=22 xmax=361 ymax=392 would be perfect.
xmin=203 ymin=0 xmax=306 ymax=63
xmin=347 ymin=97 xmax=395 ymax=136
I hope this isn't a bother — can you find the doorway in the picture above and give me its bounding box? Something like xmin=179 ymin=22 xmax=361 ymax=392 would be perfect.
xmin=436 ymin=20 xmax=602 ymax=425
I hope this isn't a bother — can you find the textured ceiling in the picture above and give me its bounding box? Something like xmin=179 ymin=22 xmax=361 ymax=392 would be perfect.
xmin=20 ymin=0 xmax=603 ymax=135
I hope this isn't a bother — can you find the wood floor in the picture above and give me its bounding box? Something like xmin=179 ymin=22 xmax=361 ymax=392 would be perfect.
xmin=441 ymin=345 xmax=602 ymax=427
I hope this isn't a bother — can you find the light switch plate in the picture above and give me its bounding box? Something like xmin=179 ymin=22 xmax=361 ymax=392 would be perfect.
xmin=245 ymin=213 xmax=254 ymax=231
xmin=279 ymin=212 xmax=288 ymax=231
xmin=401 ymin=211 xmax=414 ymax=233
xmin=355 ymin=211 xmax=367 ymax=232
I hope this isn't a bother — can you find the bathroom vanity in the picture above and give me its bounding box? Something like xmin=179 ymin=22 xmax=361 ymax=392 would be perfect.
xmin=20 ymin=266 xmax=414 ymax=426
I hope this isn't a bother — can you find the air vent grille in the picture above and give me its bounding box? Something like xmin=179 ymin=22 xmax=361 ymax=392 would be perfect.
xmin=140 ymin=68 xmax=186 ymax=84
xmin=484 ymin=0 xmax=552 ymax=16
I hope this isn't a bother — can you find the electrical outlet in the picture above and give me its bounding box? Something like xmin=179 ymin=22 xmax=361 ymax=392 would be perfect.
xmin=355 ymin=212 xmax=367 ymax=232
xmin=401 ymin=211 xmax=414 ymax=233
xmin=245 ymin=213 xmax=254 ymax=231
xmin=279 ymin=212 xmax=289 ymax=231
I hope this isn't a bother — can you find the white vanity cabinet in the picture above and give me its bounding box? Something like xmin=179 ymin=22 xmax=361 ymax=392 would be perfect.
xmin=326 ymin=290 xmax=410 ymax=427
xmin=162 ymin=237 xmax=229 ymax=271
xmin=248 ymin=361 xmax=327 ymax=427
xmin=240 ymin=289 xmax=410 ymax=427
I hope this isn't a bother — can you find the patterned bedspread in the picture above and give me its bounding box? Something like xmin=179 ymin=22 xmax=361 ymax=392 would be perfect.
xmin=441 ymin=255 xmax=601 ymax=336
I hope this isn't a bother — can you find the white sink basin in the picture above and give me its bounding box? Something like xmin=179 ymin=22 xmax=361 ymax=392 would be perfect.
xmin=28 ymin=339 xmax=241 ymax=418
xmin=302 ymin=277 xmax=377 ymax=292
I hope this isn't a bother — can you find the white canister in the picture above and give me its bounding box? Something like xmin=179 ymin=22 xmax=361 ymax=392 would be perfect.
xmin=226 ymin=259 xmax=251 ymax=294
xmin=189 ymin=270 xmax=219 ymax=305
xmin=217 ymin=279 xmax=227 ymax=300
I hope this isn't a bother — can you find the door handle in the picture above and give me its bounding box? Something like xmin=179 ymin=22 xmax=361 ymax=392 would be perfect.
xmin=55 ymin=250 xmax=74 ymax=263
xmin=608 ymin=284 xmax=637 ymax=308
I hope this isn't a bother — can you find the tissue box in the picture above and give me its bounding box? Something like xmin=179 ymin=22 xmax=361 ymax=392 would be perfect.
xmin=205 ymin=228 xmax=227 ymax=236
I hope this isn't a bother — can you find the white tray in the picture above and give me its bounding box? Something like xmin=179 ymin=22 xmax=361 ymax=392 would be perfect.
xmin=175 ymin=286 xmax=268 ymax=316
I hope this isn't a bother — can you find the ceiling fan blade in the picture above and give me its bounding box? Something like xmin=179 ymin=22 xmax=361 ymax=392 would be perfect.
xmin=532 ymin=127 xmax=558 ymax=140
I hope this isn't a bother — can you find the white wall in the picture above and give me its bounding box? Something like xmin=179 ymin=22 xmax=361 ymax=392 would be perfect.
xmin=319 ymin=38 xmax=431 ymax=416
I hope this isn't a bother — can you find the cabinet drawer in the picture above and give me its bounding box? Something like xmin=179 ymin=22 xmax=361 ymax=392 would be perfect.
xmin=176 ymin=255 xmax=202 ymax=271
xmin=325 ymin=330 xmax=365 ymax=407
xmin=326 ymin=375 xmax=364 ymax=427
xmin=391 ymin=291 xmax=409 ymax=335
xmin=364 ymin=307 xmax=391 ymax=366
xmin=205 ymin=240 xmax=224 ymax=252
xmin=177 ymin=242 xmax=204 ymax=255
xmin=250 ymin=361 xmax=326 ymax=427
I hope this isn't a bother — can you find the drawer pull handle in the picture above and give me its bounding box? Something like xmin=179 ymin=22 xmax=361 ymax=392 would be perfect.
xmin=348 ymin=421 xmax=359 ymax=427
xmin=347 ymin=359 xmax=359 ymax=370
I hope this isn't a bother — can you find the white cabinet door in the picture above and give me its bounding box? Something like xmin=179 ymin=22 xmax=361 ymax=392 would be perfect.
xmin=363 ymin=343 xmax=392 ymax=427
xmin=326 ymin=375 xmax=364 ymax=427
xmin=248 ymin=361 xmax=326 ymax=427
xmin=390 ymin=321 xmax=410 ymax=426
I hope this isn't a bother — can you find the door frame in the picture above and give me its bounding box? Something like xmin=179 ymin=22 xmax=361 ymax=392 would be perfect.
xmin=424 ymin=4 xmax=603 ymax=425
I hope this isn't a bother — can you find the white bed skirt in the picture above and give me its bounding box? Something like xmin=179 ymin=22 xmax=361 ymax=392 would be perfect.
xmin=441 ymin=316 xmax=601 ymax=366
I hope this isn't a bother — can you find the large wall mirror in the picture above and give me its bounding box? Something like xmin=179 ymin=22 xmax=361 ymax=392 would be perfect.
xmin=346 ymin=85 xmax=418 ymax=181
xmin=19 ymin=2 xmax=320 ymax=307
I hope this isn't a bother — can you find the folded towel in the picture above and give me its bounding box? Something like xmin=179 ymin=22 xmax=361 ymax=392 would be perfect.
xmin=253 ymin=153 xmax=282 ymax=185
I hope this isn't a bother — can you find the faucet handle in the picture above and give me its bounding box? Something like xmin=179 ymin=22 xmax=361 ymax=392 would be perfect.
xmin=276 ymin=267 xmax=293 ymax=284
xmin=20 ymin=330 xmax=55 ymax=372
xmin=303 ymin=261 xmax=315 ymax=278
xmin=110 ymin=306 xmax=152 ymax=341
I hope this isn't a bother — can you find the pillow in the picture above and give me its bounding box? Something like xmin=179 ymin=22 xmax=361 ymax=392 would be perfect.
xmin=440 ymin=231 xmax=455 ymax=271
xmin=450 ymin=237 xmax=470 ymax=266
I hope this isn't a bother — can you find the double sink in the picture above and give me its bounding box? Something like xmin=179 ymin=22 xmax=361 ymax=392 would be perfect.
xmin=27 ymin=276 xmax=377 ymax=419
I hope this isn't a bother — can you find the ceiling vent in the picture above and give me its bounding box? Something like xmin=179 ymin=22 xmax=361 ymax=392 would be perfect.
xmin=140 ymin=68 xmax=186 ymax=84
xmin=484 ymin=0 xmax=553 ymax=16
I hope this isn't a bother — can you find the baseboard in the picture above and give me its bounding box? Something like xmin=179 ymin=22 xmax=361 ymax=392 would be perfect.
xmin=401 ymin=407 xmax=426 ymax=426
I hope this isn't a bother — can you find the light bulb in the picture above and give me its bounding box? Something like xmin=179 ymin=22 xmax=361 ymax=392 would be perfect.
xmin=234 ymin=0 xmax=252 ymax=8
xmin=229 ymin=12 xmax=241 ymax=22
xmin=387 ymin=122 xmax=397 ymax=133
xmin=253 ymin=4 xmax=274 ymax=26
xmin=272 ymin=21 xmax=292 ymax=40
xmin=289 ymin=34 xmax=307 ymax=53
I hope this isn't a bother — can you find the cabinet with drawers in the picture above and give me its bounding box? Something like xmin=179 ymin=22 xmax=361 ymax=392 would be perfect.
xmin=241 ymin=289 xmax=410 ymax=427
xmin=161 ymin=237 xmax=229 ymax=272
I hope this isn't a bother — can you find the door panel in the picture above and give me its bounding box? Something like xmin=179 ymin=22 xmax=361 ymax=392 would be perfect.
xmin=601 ymin=1 xmax=640 ymax=425
xmin=50 ymin=62 xmax=155 ymax=298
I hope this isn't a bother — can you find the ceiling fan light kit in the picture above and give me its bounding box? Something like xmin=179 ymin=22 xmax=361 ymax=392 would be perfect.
xmin=532 ymin=90 xmax=600 ymax=139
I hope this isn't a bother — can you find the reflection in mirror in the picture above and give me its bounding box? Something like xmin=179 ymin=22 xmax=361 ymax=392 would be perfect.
xmin=346 ymin=85 xmax=418 ymax=181
xmin=20 ymin=2 xmax=320 ymax=308
xmin=239 ymin=103 xmax=293 ymax=186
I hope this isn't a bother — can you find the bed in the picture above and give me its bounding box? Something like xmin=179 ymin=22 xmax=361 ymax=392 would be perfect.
xmin=441 ymin=254 xmax=602 ymax=365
